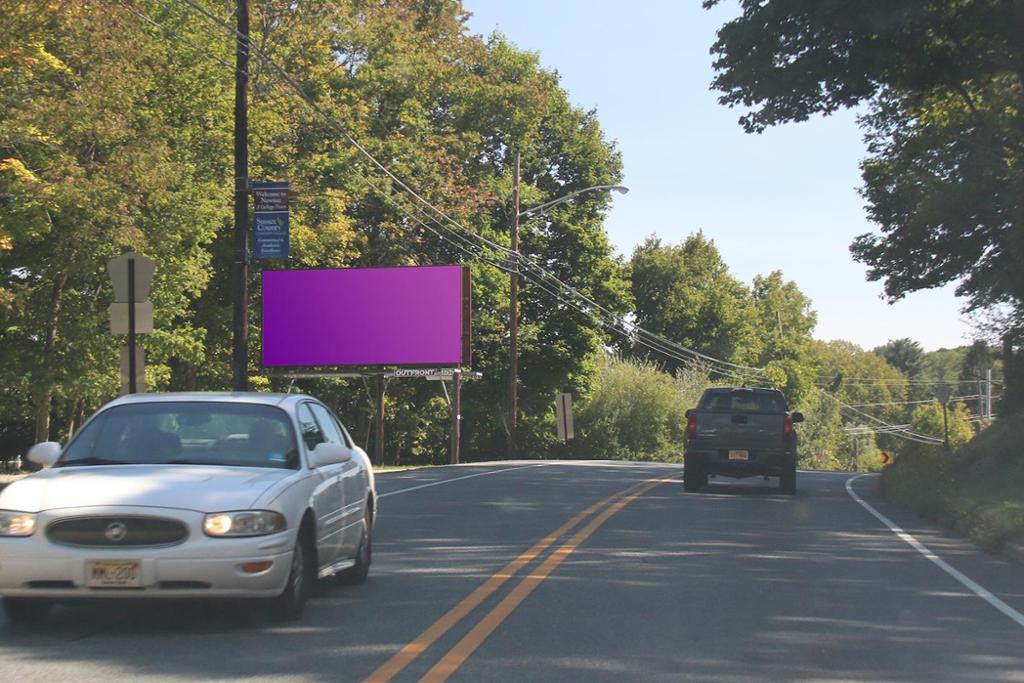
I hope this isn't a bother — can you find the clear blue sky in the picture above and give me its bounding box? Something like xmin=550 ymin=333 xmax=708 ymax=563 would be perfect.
xmin=464 ymin=0 xmax=975 ymax=352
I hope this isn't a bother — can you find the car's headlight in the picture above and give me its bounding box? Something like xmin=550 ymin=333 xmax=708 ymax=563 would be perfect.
xmin=203 ymin=510 xmax=286 ymax=537
xmin=0 ymin=511 xmax=37 ymax=537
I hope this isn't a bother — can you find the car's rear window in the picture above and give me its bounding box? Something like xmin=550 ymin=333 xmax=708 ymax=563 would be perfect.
xmin=699 ymin=390 xmax=788 ymax=413
xmin=58 ymin=402 xmax=299 ymax=469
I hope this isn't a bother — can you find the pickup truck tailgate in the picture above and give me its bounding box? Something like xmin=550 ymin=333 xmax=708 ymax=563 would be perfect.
xmin=694 ymin=412 xmax=786 ymax=451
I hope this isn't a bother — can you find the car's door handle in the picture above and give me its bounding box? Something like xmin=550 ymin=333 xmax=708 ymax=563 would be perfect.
xmin=731 ymin=414 xmax=748 ymax=424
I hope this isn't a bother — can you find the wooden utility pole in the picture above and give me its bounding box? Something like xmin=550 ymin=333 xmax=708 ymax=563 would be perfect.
xmin=232 ymin=0 xmax=250 ymax=391
xmin=508 ymin=152 xmax=520 ymax=457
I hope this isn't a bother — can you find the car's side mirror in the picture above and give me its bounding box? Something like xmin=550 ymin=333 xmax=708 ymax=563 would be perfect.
xmin=791 ymin=412 xmax=805 ymax=423
xmin=685 ymin=409 xmax=694 ymax=418
xmin=27 ymin=441 xmax=62 ymax=468
xmin=308 ymin=442 xmax=352 ymax=468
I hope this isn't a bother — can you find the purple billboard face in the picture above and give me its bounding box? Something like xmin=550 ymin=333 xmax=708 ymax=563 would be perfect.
xmin=262 ymin=266 xmax=470 ymax=367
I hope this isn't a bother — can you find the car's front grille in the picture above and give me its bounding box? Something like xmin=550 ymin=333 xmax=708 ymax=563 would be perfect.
xmin=46 ymin=516 xmax=188 ymax=548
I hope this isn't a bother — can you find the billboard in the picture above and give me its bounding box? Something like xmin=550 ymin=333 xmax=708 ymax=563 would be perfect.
xmin=262 ymin=266 xmax=471 ymax=368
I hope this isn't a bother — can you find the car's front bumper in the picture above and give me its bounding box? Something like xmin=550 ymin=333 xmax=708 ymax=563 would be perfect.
xmin=0 ymin=506 xmax=295 ymax=600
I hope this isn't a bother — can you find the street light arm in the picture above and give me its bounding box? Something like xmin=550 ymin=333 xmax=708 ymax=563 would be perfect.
xmin=517 ymin=184 xmax=628 ymax=221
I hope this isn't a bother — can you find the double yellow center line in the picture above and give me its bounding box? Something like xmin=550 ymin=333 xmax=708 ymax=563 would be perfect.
xmin=366 ymin=476 xmax=673 ymax=683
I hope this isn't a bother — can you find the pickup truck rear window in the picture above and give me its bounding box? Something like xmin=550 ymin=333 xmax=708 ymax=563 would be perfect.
xmin=699 ymin=391 xmax=787 ymax=413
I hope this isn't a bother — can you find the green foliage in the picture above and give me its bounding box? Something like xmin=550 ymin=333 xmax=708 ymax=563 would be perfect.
xmin=628 ymin=233 xmax=759 ymax=372
xmin=898 ymin=401 xmax=975 ymax=459
xmin=0 ymin=0 xmax=632 ymax=463
xmin=707 ymin=0 xmax=1024 ymax=401
xmin=572 ymin=356 xmax=709 ymax=462
xmin=873 ymin=338 xmax=925 ymax=378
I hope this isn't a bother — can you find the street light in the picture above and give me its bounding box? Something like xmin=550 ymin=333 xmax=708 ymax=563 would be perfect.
xmin=507 ymin=152 xmax=629 ymax=457
xmin=518 ymin=184 xmax=629 ymax=223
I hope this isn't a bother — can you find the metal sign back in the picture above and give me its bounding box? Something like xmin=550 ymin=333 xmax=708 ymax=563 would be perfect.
xmin=107 ymin=252 xmax=155 ymax=302
xmin=108 ymin=302 xmax=154 ymax=334
xmin=555 ymin=392 xmax=575 ymax=441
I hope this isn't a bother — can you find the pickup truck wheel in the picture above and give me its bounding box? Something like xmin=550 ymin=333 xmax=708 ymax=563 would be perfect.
xmin=780 ymin=469 xmax=797 ymax=495
xmin=683 ymin=463 xmax=703 ymax=492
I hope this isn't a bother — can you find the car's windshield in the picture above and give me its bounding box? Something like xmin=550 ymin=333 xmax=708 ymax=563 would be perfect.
xmin=57 ymin=402 xmax=299 ymax=469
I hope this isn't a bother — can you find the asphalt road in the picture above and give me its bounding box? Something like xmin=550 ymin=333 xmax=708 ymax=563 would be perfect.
xmin=1 ymin=462 xmax=1022 ymax=682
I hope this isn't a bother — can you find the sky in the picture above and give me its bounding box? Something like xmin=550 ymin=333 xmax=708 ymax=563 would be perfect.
xmin=463 ymin=0 xmax=976 ymax=352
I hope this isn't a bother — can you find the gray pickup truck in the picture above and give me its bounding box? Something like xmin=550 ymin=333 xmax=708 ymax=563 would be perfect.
xmin=683 ymin=387 xmax=803 ymax=494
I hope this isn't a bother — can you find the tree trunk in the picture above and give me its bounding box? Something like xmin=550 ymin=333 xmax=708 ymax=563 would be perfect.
xmin=33 ymin=271 xmax=68 ymax=444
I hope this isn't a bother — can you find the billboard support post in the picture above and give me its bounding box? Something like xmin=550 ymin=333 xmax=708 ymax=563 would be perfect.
xmin=375 ymin=374 xmax=385 ymax=467
xmin=450 ymin=371 xmax=462 ymax=465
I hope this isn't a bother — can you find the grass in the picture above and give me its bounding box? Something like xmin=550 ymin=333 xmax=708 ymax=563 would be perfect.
xmin=881 ymin=412 xmax=1024 ymax=551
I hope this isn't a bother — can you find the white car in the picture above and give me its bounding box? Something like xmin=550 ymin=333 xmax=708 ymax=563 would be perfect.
xmin=0 ymin=392 xmax=376 ymax=625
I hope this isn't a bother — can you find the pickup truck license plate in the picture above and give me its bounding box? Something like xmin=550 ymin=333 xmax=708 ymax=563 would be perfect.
xmin=728 ymin=450 xmax=749 ymax=461
xmin=87 ymin=560 xmax=142 ymax=588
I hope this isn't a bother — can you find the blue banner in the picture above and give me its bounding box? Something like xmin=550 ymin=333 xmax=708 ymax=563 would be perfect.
xmin=253 ymin=213 xmax=289 ymax=259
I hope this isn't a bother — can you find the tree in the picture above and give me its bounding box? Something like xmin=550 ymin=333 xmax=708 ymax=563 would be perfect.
xmin=752 ymin=271 xmax=817 ymax=365
xmin=628 ymin=233 xmax=758 ymax=374
xmin=0 ymin=0 xmax=632 ymax=462
xmin=706 ymin=0 xmax=1024 ymax=401
xmin=874 ymin=338 xmax=925 ymax=378
xmin=899 ymin=400 xmax=975 ymax=459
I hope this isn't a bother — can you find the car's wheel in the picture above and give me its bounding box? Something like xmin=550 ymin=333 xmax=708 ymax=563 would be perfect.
xmin=270 ymin=530 xmax=312 ymax=621
xmin=683 ymin=462 xmax=703 ymax=492
xmin=3 ymin=598 xmax=51 ymax=627
xmin=780 ymin=468 xmax=797 ymax=495
xmin=339 ymin=504 xmax=372 ymax=585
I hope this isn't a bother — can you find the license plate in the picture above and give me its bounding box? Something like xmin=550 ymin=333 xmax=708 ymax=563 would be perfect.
xmin=87 ymin=560 xmax=142 ymax=588
xmin=728 ymin=450 xmax=749 ymax=461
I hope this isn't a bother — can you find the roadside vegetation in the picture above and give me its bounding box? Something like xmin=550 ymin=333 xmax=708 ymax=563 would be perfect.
xmin=0 ymin=1 xmax=1021 ymax=473
xmin=882 ymin=413 xmax=1024 ymax=551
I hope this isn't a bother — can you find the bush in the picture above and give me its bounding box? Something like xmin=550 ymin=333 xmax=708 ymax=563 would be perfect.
xmin=571 ymin=355 xmax=709 ymax=461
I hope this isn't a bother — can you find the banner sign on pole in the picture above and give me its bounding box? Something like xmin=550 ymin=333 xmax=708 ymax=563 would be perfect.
xmin=253 ymin=213 xmax=289 ymax=259
xmin=252 ymin=181 xmax=289 ymax=212
xmin=252 ymin=181 xmax=289 ymax=259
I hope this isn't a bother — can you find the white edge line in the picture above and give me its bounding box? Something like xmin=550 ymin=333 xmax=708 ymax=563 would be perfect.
xmin=846 ymin=473 xmax=1024 ymax=629
xmin=379 ymin=463 xmax=547 ymax=499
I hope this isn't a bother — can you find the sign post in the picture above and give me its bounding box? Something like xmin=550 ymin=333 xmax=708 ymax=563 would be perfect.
xmin=108 ymin=252 xmax=155 ymax=394
xmin=555 ymin=393 xmax=574 ymax=441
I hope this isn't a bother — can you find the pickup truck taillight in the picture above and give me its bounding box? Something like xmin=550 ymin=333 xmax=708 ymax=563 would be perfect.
xmin=783 ymin=415 xmax=794 ymax=439
xmin=687 ymin=415 xmax=698 ymax=439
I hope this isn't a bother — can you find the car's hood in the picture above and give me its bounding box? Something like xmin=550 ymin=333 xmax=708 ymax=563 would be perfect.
xmin=0 ymin=465 xmax=297 ymax=513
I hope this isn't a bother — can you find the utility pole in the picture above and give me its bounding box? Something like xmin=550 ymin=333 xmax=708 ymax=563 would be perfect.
xmin=942 ymin=401 xmax=950 ymax=451
xmin=232 ymin=0 xmax=250 ymax=391
xmin=508 ymin=152 xmax=520 ymax=458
